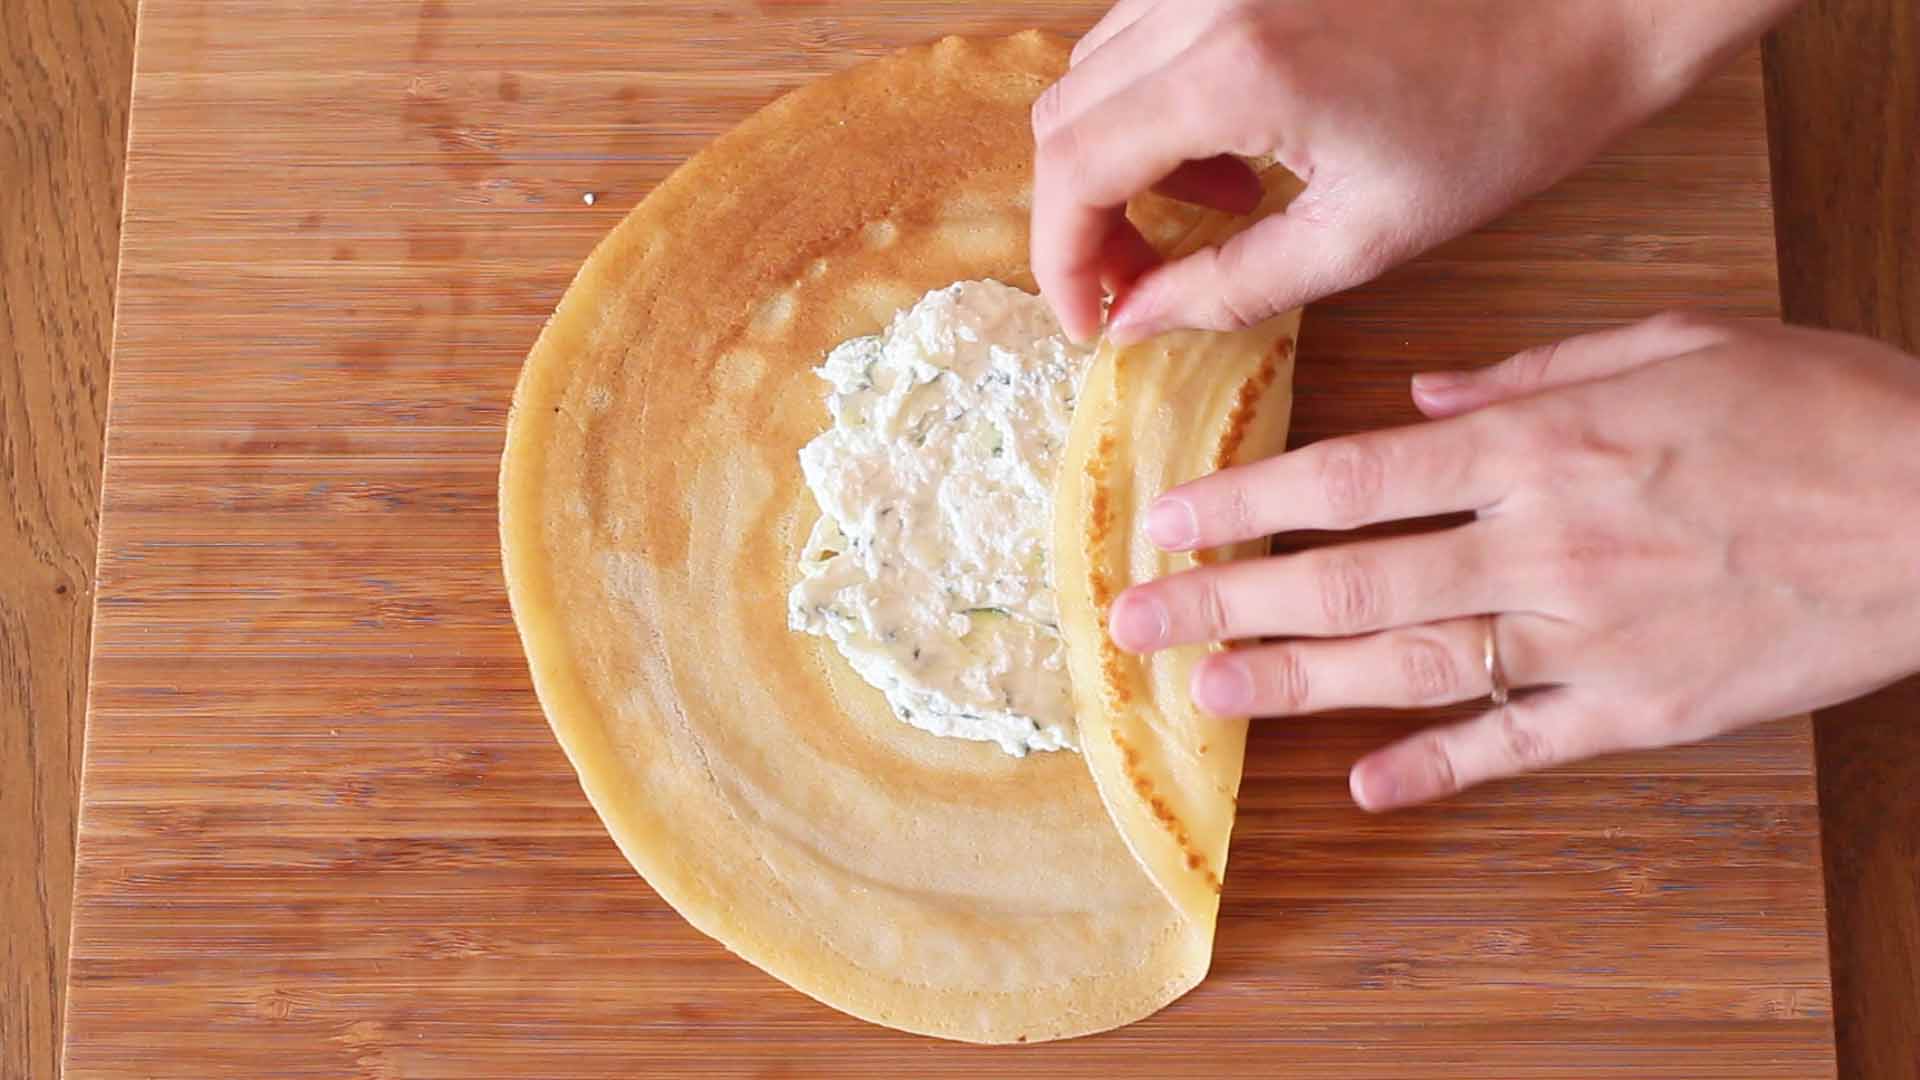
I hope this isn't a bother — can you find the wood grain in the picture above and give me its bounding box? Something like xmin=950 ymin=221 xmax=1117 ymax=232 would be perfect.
xmin=57 ymin=1 xmax=1840 ymax=1076
xmin=0 ymin=3 xmax=135 ymax=1079
xmin=1765 ymin=2 xmax=1920 ymax=1077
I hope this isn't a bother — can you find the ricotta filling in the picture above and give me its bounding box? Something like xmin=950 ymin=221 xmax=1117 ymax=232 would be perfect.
xmin=789 ymin=280 xmax=1093 ymax=756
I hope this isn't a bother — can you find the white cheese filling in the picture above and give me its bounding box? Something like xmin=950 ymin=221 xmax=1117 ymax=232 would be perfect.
xmin=789 ymin=280 xmax=1093 ymax=756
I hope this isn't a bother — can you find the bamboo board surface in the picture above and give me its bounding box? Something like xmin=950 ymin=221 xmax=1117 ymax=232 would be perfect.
xmin=65 ymin=2 xmax=1834 ymax=1075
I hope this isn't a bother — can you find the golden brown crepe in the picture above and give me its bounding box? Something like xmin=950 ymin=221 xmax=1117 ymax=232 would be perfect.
xmin=1054 ymin=196 xmax=1301 ymax=938
xmin=499 ymin=32 xmax=1298 ymax=1043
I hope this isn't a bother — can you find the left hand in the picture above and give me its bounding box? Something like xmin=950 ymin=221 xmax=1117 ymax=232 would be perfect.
xmin=1106 ymin=313 xmax=1920 ymax=810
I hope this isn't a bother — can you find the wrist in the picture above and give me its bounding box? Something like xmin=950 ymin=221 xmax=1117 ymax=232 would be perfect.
xmin=1608 ymin=0 xmax=1803 ymax=115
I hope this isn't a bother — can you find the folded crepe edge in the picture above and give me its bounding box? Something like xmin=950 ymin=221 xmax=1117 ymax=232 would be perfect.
xmin=1053 ymin=170 xmax=1305 ymax=940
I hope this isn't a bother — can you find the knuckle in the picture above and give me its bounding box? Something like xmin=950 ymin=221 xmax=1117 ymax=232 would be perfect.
xmin=1413 ymin=732 xmax=1463 ymax=797
xmin=1215 ymin=289 xmax=1267 ymax=332
xmin=1499 ymin=340 xmax=1560 ymax=391
xmin=1315 ymin=551 xmax=1382 ymax=634
xmin=1221 ymin=480 xmax=1258 ymax=540
xmin=1538 ymin=521 xmax=1636 ymax=606
xmin=1496 ymin=708 xmax=1557 ymax=771
xmin=1032 ymin=132 xmax=1073 ymax=186
xmin=1162 ymin=61 xmax=1221 ymax=125
xmin=1215 ymin=222 xmax=1324 ymax=324
xmin=1538 ymin=529 xmax=1604 ymax=604
xmin=1181 ymin=247 xmax=1257 ymax=332
xmin=1030 ymin=81 xmax=1070 ymax=139
xmin=1261 ymin=646 xmax=1312 ymax=712
xmin=1554 ymin=522 xmax=1615 ymax=566
xmin=1188 ymin=19 xmax=1294 ymax=158
xmin=1315 ymin=439 xmax=1384 ymax=527
xmin=1399 ymin=637 xmax=1459 ymax=704
xmin=1634 ymin=695 xmax=1702 ymax=745
xmin=1215 ymin=8 xmax=1288 ymax=81
xmin=1198 ymin=574 xmax=1238 ymax=641
xmin=1033 ymin=128 xmax=1091 ymax=201
xmin=1505 ymin=400 xmax=1592 ymax=474
xmin=1209 ymin=242 xmax=1276 ymax=330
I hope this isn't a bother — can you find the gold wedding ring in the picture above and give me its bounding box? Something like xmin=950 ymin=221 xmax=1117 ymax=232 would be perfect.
xmin=1483 ymin=615 xmax=1510 ymax=709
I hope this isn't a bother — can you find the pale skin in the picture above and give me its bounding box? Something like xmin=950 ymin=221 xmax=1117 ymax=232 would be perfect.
xmin=1032 ymin=0 xmax=1920 ymax=811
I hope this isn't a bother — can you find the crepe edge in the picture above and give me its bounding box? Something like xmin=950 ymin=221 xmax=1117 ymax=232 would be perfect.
xmin=1054 ymin=170 xmax=1305 ymax=940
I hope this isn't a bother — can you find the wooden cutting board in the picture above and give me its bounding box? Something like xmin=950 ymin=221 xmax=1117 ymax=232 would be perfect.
xmin=64 ymin=2 xmax=1835 ymax=1075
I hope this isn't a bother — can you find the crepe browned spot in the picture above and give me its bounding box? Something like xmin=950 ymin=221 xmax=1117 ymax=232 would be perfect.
xmin=500 ymin=32 xmax=1298 ymax=1043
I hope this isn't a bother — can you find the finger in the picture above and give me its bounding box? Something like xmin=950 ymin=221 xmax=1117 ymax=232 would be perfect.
xmin=1188 ymin=614 xmax=1563 ymax=717
xmin=1032 ymin=68 xmax=1243 ymax=340
xmin=1106 ymin=195 xmax=1370 ymax=343
xmin=1033 ymin=204 xmax=1140 ymax=341
xmin=1072 ymin=0 xmax=1164 ymax=66
xmin=1411 ymin=311 xmax=1740 ymax=418
xmin=1037 ymin=5 xmax=1198 ymax=143
xmin=1094 ymin=218 xmax=1163 ymax=297
xmin=1348 ymin=689 xmax=1616 ymax=812
xmin=1109 ymin=523 xmax=1509 ymax=651
xmin=1146 ymin=414 xmax=1513 ymax=551
xmin=1152 ymin=154 xmax=1264 ymax=215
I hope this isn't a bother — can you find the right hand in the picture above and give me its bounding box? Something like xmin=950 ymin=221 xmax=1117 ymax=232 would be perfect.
xmin=1107 ymin=313 xmax=1920 ymax=810
xmin=1030 ymin=0 xmax=1794 ymax=344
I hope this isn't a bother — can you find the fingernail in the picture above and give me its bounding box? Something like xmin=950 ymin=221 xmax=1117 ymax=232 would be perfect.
xmin=1410 ymin=371 xmax=1471 ymax=398
xmin=1145 ymin=496 xmax=1198 ymax=549
xmin=1106 ymin=316 xmax=1148 ymax=346
xmin=1410 ymin=372 xmax=1482 ymax=410
xmin=1108 ymin=592 xmax=1168 ymax=653
xmin=1107 ymin=290 xmax=1159 ymax=342
xmin=1194 ymin=655 xmax=1254 ymax=715
xmin=1350 ymin=762 xmax=1399 ymax=812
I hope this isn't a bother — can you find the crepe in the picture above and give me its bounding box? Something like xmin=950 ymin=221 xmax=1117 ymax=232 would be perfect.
xmin=1054 ymin=184 xmax=1302 ymax=937
xmin=499 ymin=32 xmax=1297 ymax=1043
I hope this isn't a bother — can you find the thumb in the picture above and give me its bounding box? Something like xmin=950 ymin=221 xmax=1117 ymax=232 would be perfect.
xmin=1105 ymin=206 xmax=1372 ymax=344
xmin=1411 ymin=311 xmax=1736 ymax=419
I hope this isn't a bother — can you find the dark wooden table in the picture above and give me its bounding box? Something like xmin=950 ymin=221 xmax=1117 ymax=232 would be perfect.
xmin=1764 ymin=4 xmax=1920 ymax=1075
xmin=1 ymin=4 xmax=134 ymax=1080
xmin=1 ymin=1 xmax=1911 ymax=1077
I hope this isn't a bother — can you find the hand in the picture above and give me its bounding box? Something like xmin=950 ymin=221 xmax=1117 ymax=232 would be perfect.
xmin=1031 ymin=0 xmax=1800 ymax=343
xmin=1105 ymin=314 xmax=1920 ymax=810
